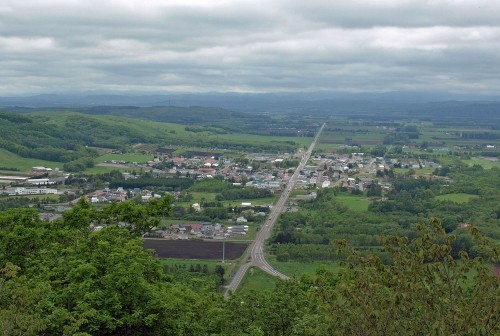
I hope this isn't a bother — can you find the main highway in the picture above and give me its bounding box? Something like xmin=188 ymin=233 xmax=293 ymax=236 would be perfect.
xmin=224 ymin=123 xmax=325 ymax=297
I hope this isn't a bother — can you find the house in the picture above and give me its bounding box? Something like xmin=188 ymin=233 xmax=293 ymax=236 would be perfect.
xmin=189 ymin=223 xmax=202 ymax=235
xmin=236 ymin=216 xmax=248 ymax=223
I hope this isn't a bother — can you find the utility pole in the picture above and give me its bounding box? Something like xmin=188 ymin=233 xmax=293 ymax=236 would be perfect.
xmin=222 ymin=229 xmax=225 ymax=263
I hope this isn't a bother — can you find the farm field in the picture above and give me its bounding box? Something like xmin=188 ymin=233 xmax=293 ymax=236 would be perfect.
xmin=394 ymin=167 xmax=435 ymax=176
xmin=143 ymin=239 xmax=248 ymax=260
xmin=96 ymin=152 xmax=153 ymax=163
xmin=0 ymin=148 xmax=60 ymax=173
xmin=216 ymin=132 xmax=311 ymax=148
xmin=435 ymin=193 xmax=480 ymax=203
xmin=84 ymin=165 xmax=135 ymax=174
xmin=463 ymin=158 xmax=500 ymax=169
xmin=335 ymin=193 xmax=371 ymax=212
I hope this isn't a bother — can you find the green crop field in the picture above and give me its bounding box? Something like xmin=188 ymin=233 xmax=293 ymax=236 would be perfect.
xmin=0 ymin=148 xmax=61 ymax=173
xmin=335 ymin=193 xmax=371 ymax=212
xmin=435 ymin=193 xmax=480 ymax=203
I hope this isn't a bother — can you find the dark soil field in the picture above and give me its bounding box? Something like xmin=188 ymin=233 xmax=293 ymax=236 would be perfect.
xmin=143 ymin=239 xmax=248 ymax=260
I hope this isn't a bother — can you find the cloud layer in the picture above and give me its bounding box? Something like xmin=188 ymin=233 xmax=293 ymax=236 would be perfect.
xmin=1 ymin=0 xmax=499 ymax=94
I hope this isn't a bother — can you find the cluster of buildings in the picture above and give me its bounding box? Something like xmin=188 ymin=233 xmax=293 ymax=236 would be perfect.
xmin=150 ymin=222 xmax=224 ymax=240
xmin=0 ymin=168 xmax=68 ymax=196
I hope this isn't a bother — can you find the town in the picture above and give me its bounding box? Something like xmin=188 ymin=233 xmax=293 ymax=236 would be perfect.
xmin=0 ymin=146 xmax=444 ymax=241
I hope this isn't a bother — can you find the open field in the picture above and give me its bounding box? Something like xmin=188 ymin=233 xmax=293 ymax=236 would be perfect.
xmin=335 ymin=193 xmax=371 ymax=212
xmin=237 ymin=267 xmax=277 ymax=294
xmin=463 ymin=158 xmax=500 ymax=169
xmin=143 ymin=239 xmax=248 ymax=260
xmin=84 ymin=165 xmax=136 ymax=174
xmin=435 ymin=193 xmax=480 ymax=203
xmin=216 ymin=132 xmax=312 ymax=148
xmin=268 ymin=257 xmax=341 ymax=278
xmin=96 ymin=152 xmax=153 ymax=163
xmin=394 ymin=167 xmax=436 ymax=176
xmin=0 ymin=148 xmax=60 ymax=173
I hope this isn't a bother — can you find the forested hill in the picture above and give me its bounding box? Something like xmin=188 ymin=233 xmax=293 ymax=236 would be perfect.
xmin=0 ymin=109 xmax=306 ymax=165
xmin=0 ymin=110 xmax=152 ymax=163
xmin=76 ymin=105 xmax=248 ymax=124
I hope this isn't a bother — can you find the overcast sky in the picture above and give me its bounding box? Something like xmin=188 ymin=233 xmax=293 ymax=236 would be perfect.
xmin=1 ymin=0 xmax=499 ymax=95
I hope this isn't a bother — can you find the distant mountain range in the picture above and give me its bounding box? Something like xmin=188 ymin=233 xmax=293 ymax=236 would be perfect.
xmin=1 ymin=92 xmax=500 ymax=124
xmin=0 ymin=91 xmax=499 ymax=110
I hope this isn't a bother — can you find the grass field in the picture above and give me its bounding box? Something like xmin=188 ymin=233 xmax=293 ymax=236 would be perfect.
xmin=0 ymin=148 xmax=61 ymax=173
xmin=435 ymin=193 xmax=480 ymax=203
xmin=238 ymin=267 xmax=278 ymax=294
xmin=394 ymin=167 xmax=436 ymax=176
xmin=335 ymin=193 xmax=371 ymax=212
xmin=84 ymin=165 xmax=136 ymax=174
xmin=217 ymin=132 xmax=312 ymax=148
xmin=238 ymin=260 xmax=342 ymax=294
xmin=96 ymin=152 xmax=153 ymax=163
xmin=267 ymin=257 xmax=341 ymax=278
xmin=463 ymin=158 xmax=500 ymax=169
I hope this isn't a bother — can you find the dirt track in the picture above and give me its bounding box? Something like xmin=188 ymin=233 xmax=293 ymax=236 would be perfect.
xmin=143 ymin=239 xmax=248 ymax=260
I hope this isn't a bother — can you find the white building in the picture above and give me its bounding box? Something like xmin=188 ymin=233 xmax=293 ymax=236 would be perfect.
xmin=15 ymin=187 xmax=58 ymax=195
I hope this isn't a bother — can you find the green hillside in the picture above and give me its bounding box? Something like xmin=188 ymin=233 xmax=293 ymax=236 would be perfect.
xmin=0 ymin=109 xmax=310 ymax=172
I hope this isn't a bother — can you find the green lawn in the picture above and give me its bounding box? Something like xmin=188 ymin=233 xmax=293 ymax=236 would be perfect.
xmin=435 ymin=193 xmax=480 ymax=203
xmin=0 ymin=148 xmax=61 ymax=173
xmin=335 ymin=193 xmax=371 ymax=212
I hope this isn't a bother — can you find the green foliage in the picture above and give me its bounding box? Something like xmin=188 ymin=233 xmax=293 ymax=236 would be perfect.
xmin=309 ymin=219 xmax=499 ymax=335
xmin=189 ymin=177 xmax=234 ymax=192
xmin=108 ymin=177 xmax=194 ymax=191
xmin=0 ymin=204 xmax=498 ymax=335
xmin=217 ymin=187 xmax=272 ymax=201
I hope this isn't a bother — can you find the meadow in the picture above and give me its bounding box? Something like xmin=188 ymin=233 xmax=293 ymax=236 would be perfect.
xmin=238 ymin=267 xmax=278 ymax=294
xmin=0 ymin=148 xmax=60 ymax=173
xmin=335 ymin=193 xmax=371 ymax=212
xmin=435 ymin=193 xmax=480 ymax=203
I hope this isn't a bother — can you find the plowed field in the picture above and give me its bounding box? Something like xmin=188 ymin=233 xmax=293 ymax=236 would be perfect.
xmin=144 ymin=239 xmax=248 ymax=260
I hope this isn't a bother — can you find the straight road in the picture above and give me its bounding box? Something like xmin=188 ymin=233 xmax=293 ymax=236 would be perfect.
xmin=224 ymin=123 xmax=325 ymax=297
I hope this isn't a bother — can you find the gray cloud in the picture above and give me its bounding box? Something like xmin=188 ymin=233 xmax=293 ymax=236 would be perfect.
xmin=0 ymin=0 xmax=499 ymax=95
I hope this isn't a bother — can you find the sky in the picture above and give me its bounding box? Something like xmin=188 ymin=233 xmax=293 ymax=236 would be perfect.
xmin=1 ymin=0 xmax=499 ymax=95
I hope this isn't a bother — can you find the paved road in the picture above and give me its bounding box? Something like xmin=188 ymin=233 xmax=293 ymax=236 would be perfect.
xmin=224 ymin=123 xmax=325 ymax=297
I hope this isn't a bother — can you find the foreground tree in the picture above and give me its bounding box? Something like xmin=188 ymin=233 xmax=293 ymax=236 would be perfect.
xmin=310 ymin=218 xmax=499 ymax=335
